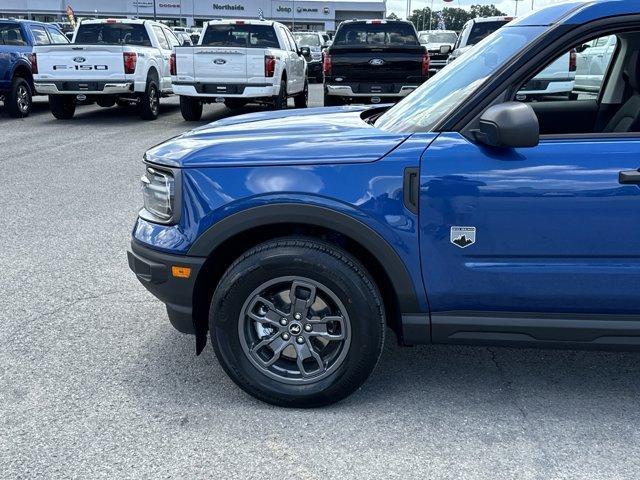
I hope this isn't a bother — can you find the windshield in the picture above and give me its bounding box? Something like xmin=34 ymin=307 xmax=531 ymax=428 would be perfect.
xmin=294 ymin=33 xmax=321 ymax=47
xmin=333 ymin=23 xmax=419 ymax=46
xmin=468 ymin=20 xmax=509 ymax=45
xmin=75 ymin=23 xmax=151 ymax=46
xmin=375 ymin=26 xmax=546 ymax=133
xmin=420 ymin=32 xmax=457 ymax=44
xmin=202 ymin=24 xmax=279 ymax=48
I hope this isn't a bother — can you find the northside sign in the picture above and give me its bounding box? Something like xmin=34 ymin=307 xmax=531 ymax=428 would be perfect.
xmin=212 ymin=3 xmax=245 ymax=10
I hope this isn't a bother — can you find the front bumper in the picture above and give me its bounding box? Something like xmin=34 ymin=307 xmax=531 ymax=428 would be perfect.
xmin=34 ymin=81 xmax=134 ymax=95
xmin=127 ymin=240 xmax=205 ymax=334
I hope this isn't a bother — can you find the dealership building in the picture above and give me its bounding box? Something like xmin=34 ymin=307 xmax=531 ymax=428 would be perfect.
xmin=1 ymin=0 xmax=386 ymax=31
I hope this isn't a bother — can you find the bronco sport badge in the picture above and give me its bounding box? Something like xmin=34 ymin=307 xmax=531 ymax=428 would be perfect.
xmin=450 ymin=226 xmax=476 ymax=248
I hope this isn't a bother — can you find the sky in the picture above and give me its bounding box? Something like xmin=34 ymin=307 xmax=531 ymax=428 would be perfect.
xmin=389 ymin=0 xmax=570 ymax=20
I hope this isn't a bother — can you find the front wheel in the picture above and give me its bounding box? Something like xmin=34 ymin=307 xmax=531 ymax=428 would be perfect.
xmin=209 ymin=238 xmax=385 ymax=408
xmin=139 ymin=80 xmax=160 ymax=120
xmin=6 ymin=77 xmax=32 ymax=118
xmin=293 ymin=80 xmax=308 ymax=109
xmin=49 ymin=95 xmax=76 ymax=120
xmin=179 ymin=96 xmax=203 ymax=121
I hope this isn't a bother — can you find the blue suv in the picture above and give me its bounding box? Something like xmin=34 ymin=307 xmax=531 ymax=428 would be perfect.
xmin=0 ymin=19 xmax=68 ymax=117
xmin=129 ymin=1 xmax=640 ymax=406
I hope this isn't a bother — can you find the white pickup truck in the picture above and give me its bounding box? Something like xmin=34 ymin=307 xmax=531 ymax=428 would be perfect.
xmin=172 ymin=20 xmax=308 ymax=121
xmin=33 ymin=19 xmax=183 ymax=120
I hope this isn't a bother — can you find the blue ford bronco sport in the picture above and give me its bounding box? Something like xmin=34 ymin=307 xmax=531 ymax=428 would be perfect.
xmin=129 ymin=1 xmax=640 ymax=407
xmin=0 ymin=19 xmax=68 ymax=117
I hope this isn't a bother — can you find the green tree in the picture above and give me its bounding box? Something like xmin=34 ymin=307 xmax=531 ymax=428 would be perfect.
xmin=409 ymin=7 xmax=433 ymax=31
xmin=386 ymin=12 xmax=400 ymax=20
xmin=470 ymin=4 xmax=507 ymax=18
xmin=441 ymin=7 xmax=472 ymax=31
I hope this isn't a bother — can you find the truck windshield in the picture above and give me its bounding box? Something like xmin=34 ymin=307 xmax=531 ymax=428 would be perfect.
xmin=333 ymin=23 xmax=419 ymax=46
xmin=375 ymin=26 xmax=546 ymax=133
xmin=468 ymin=21 xmax=510 ymax=45
xmin=294 ymin=33 xmax=321 ymax=47
xmin=421 ymin=31 xmax=457 ymax=44
xmin=201 ymin=25 xmax=279 ymax=48
xmin=75 ymin=23 xmax=151 ymax=46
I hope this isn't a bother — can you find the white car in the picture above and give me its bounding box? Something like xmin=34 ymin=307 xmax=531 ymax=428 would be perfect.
xmin=418 ymin=30 xmax=457 ymax=72
xmin=450 ymin=16 xmax=575 ymax=99
xmin=33 ymin=19 xmax=182 ymax=120
xmin=574 ymin=35 xmax=617 ymax=93
xmin=172 ymin=19 xmax=308 ymax=121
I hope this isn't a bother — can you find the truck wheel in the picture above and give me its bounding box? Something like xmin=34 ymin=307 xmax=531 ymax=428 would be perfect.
xmin=272 ymin=79 xmax=287 ymax=110
xmin=224 ymin=99 xmax=248 ymax=109
xmin=49 ymin=95 xmax=76 ymax=120
xmin=293 ymin=79 xmax=308 ymax=109
xmin=179 ymin=96 xmax=203 ymax=121
xmin=96 ymin=97 xmax=116 ymax=108
xmin=6 ymin=77 xmax=32 ymax=118
xmin=139 ymin=80 xmax=160 ymax=120
xmin=209 ymin=238 xmax=385 ymax=408
xmin=324 ymin=92 xmax=342 ymax=107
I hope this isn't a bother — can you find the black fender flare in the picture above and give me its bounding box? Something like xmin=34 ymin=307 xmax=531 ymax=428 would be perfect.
xmin=188 ymin=203 xmax=420 ymax=313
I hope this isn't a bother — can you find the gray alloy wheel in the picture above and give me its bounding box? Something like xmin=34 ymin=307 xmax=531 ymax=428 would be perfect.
xmin=16 ymin=83 xmax=30 ymax=114
xmin=238 ymin=276 xmax=351 ymax=385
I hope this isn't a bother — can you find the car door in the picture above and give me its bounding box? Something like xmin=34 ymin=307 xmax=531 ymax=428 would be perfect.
xmin=151 ymin=25 xmax=172 ymax=91
xmin=419 ymin=34 xmax=640 ymax=325
xmin=284 ymin=28 xmax=305 ymax=91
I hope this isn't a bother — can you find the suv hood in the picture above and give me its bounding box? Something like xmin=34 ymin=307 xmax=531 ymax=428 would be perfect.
xmin=145 ymin=106 xmax=409 ymax=168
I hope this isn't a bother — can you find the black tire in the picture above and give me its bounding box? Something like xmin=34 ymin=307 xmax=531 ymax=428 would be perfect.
xmin=272 ymin=78 xmax=287 ymax=110
xmin=224 ymin=99 xmax=248 ymax=109
xmin=96 ymin=97 xmax=116 ymax=108
xmin=209 ymin=238 xmax=385 ymax=408
xmin=139 ymin=79 xmax=160 ymax=120
xmin=179 ymin=95 xmax=203 ymax=121
xmin=324 ymin=91 xmax=342 ymax=107
xmin=6 ymin=76 xmax=32 ymax=118
xmin=293 ymin=79 xmax=308 ymax=109
xmin=49 ymin=95 xmax=76 ymax=120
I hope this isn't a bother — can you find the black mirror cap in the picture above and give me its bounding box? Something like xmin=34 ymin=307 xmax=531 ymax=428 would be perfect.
xmin=300 ymin=46 xmax=311 ymax=57
xmin=475 ymin=102 xmax=539 ymax=149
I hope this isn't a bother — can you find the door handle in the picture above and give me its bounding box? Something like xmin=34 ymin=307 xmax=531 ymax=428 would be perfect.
xmin=619 ymin=169 xmax=640 ymax=184
xmin=403 ymin=167 xmax=419 ymax=214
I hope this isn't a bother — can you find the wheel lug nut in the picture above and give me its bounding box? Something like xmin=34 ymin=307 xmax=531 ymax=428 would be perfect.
xmin=279 ymin=318 xmax=288 ymax=326
xmin=282 ymin=332 xmax=291 ymax=340
xmin=294 ymin=313 xmax=302 ymax=320
xmin=304 ymin=324 xmax=312 ymax=332
xmin=296 ymin=336 xmax=305 ymax=344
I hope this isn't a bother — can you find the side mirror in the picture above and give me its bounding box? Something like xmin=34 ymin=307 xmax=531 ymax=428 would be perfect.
xmin=575 ymin=43 xmax=590 ymax=53
xmin=299 ymin=46 xmax=311 ymax=58
xmin=474 ymin=102 xmax=539 ymax=149
xmin=439 ymin=45 xmax=452 ymax=55
xmin=180 ymin=37 xmax=191 ymax=46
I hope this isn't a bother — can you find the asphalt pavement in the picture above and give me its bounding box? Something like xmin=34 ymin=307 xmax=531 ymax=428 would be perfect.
xmin=2 ymin=86 xmax=640 ymax=479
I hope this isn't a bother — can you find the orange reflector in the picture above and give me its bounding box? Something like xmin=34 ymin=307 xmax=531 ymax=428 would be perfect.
xmin=171 ymin=266 xmax=191 ymax=279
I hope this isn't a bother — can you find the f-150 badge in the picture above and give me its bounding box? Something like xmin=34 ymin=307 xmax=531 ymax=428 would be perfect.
xmin=450 ymin=226 xmax=476 ymax=248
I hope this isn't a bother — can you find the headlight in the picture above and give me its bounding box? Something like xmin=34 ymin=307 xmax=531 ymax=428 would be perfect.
xmin=140 ymin=165 xmax=177 ymax=224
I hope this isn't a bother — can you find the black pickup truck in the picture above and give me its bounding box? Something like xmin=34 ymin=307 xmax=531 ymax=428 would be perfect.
xmin=323 ymin=19 xmax=429 ymax=106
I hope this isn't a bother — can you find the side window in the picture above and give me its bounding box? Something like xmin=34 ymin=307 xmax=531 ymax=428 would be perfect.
xmin=163 ymin=28 xmax=180 ymax=48
xmin=0 ymin=24 xmax=27 ymax=45
xmin=152 ymin=26 xmax=170 ymax=50
xmin=516 ymin=34 xmax=618 ymax=103
xmin=29 ymin=25 xmax=51 ymax=45
xmin=46 ymin=27 xmax=69 ymax=44
xmin=285 ymin=30 xmax=298 ymax=52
